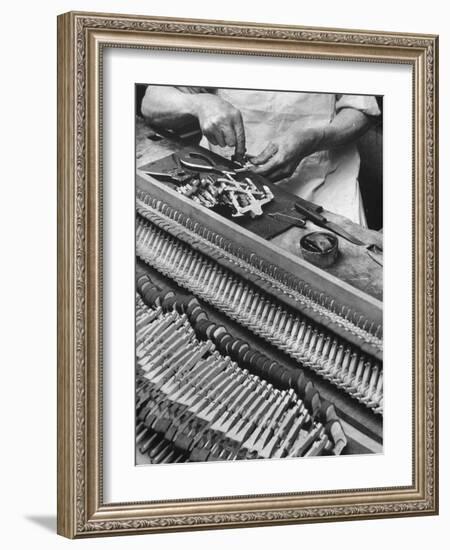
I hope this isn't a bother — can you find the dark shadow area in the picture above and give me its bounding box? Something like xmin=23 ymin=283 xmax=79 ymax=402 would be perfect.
xmin=25 ymin=515 xmax=56 ymax=533
xmin=358 ymin=99 xmax=383 ymax=231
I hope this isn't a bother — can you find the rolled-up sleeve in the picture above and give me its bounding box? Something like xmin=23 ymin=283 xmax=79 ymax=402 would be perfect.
xmin=336 ymin=94 xmax=381 ymax=117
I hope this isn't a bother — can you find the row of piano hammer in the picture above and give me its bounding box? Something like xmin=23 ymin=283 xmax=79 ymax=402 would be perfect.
xmin=135 ymin=268 xmax=347 ymax=464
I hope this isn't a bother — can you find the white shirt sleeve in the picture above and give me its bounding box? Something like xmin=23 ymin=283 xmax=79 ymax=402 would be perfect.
xmin=336 ymin=94 xmax=381 ymax=116
xmin=175 ymin=86 xmax=214 ymax=94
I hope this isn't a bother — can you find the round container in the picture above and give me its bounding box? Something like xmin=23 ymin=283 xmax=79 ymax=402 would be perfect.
xmin=300 ymin=231 xmax=339 ymax=268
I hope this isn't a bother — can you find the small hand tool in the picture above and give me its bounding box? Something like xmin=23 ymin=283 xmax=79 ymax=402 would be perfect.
xmin=267 ymin=212 xmax=306 ymax=228
xmin=231 ymin=151 xmax=247 ymax=167
xmin=144 ymin=168 xmax=192 ymax=186
xmin=366 ymin=244 xmax=383 ymax=266
xmin=294 ymin=200 xmax=365 ymax=246
xmin=178 ymin=152 xmax=236 ymax=177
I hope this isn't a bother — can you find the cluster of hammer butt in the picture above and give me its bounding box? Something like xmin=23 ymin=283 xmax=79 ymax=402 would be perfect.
xmin=136 ymin=267 xmax=347 ymax=464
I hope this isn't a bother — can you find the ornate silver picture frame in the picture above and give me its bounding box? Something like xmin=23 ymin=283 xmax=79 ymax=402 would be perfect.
xmin=57 ymin=11 xmax=438 ymax=538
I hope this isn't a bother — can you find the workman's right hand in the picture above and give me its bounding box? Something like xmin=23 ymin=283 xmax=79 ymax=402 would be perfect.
xmin=192 ymin=94 xmax=246 ymax=157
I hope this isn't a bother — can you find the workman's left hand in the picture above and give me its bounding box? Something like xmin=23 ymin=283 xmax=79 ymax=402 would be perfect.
xmin=249 ymin=125 xmax=323 ymax=182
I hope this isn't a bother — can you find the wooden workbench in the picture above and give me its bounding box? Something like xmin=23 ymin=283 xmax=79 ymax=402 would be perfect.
xmin=136 ymin=117 xmax=383 ymax=301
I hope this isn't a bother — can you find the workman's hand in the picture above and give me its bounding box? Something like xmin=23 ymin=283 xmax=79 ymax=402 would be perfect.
xmin=249 ymin=125 xmax=323 ymax=182
xmin=192 ymin=94 xmax=246 ymax=157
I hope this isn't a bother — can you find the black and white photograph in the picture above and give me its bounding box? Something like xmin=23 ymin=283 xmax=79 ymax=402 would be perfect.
xmin=51 ymin=6 xmax=440 ymax=540
xmin=135 ymin=83 xmax=383 ymax=465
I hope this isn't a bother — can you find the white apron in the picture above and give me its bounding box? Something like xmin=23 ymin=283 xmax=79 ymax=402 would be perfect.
xmin=201 ymin=90 xmax=370 ymax=226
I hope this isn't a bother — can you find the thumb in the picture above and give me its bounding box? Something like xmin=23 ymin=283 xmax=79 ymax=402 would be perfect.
xmin=248 ymin=142 xmax=278 ymax=165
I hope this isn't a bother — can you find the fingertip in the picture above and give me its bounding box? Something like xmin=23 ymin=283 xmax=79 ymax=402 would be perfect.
xmin=225 ymin=136 xmax=237 ymax=148
xmin=250 ymin=155 xmax=266 ymax=166
xmin=234 ymin=136 xmax=246 ymax=156
xmin=206 ymin=134 xmax=218 ymax=146
xmin=251 ymin=165 xmax=265 ymax=175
